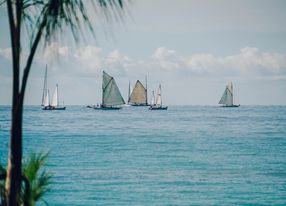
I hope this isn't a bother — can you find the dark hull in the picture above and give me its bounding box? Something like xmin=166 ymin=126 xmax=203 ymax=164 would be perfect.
xmin=129 ymin=104 xmax=149 ymax=106
xmin=43 ymin=106 xmax=66 ymax=110
xmin=221 ymin=104 xmax=240 ymax=108
xmin=94 ymin=106 xmax=122 ymax=110
xmin=149 ymin=106 xmax=168 ymax=110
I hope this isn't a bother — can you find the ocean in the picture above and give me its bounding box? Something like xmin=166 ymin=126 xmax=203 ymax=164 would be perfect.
xmin=0 ymin=105 xmax=286 ymax=205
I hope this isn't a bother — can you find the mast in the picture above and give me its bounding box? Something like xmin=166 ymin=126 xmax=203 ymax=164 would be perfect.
xmin=56 ymin=84 xmax=59 ymax=107
xmin=41 ymin=65 xmax=48 ymax=106
xmin=145 ymin=76 xmax=148 ymax=105
xmin=102 ymin=75 xmax=105 ymax=106
xmin=128 ymin=80 xmax=131 ymax=104
xmin=228 ymin=82 xmax=233 ymax=105
xmin=157 ymin=84 xmax=162 ymax=106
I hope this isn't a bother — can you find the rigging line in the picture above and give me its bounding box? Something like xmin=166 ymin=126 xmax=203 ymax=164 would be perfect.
xmin=103 ymin=77 xmax=114 ymax=92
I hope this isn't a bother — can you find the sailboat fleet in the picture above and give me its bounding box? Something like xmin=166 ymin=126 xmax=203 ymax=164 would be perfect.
xmin=41 ymin=67 xmax=240 ymax=110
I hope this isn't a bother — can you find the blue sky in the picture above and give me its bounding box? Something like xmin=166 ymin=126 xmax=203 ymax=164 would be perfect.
xmin=0 ymin=0 xmax=286 ymax=105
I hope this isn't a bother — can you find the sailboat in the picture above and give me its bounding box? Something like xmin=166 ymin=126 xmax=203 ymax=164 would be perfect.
xmin=149 ymin=84 xmax=168 ymax=110
xmin=41 ymin=65 xmax=48 ymax=106
xmin=218 ymin=82 xmax=240 ymax=107
xmin=41 ymin=66 xmax=66 ymax=110
xmin=128 ymin=78 xmax=148 ymax=106
xmin=94 ymin=71 xmax=125 ymax=110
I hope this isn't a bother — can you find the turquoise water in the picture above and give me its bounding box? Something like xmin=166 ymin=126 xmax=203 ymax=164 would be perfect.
xmin=1 ymin=105 xmax=286 ymax=205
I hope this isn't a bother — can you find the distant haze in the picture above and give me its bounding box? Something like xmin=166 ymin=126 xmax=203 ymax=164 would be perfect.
xmin=1 ymin=0 xmax=286 ymax=105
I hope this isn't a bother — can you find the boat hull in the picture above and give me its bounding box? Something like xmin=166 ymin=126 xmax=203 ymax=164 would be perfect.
xmin=94 ymin=106 xmax=122 ymax=110
xmin=42 ymin=106 xmax=66 ymax=110
xmin=221 ymin=104 xmax=240 ymax=108
xmin=149 ymin=106 xmax=168 ymax=110
xmin=129 ymin=103 xmax=149 ymax=106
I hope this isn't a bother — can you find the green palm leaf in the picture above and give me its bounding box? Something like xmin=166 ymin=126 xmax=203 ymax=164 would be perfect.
xmin=22 ymin=152 xmax=52 ymax=206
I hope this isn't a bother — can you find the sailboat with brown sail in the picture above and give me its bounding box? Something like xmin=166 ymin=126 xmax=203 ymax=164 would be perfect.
xmin=128 ymin=77 xmax=148 ymax=106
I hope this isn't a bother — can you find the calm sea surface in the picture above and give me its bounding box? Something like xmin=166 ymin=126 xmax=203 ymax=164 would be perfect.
xmin=0 ymin=105 xmax=286 ymax=205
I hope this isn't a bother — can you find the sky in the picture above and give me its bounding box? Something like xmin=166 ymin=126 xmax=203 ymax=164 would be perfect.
xmin=0 ymin=0 xmax=286 ymax=105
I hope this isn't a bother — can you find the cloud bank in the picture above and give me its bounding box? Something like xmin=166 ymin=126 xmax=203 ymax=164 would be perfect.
xmin=1 ymin=44 xmax=286 ymax=78
xmin=153 ymin=47 xmax=286 ymax=77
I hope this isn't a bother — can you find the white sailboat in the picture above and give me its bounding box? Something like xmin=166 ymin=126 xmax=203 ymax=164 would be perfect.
xmin=128 ymin=77 xmax=148 ymax=106
xmin=42 ymin=66 xmax=66 ymax=110
xmin=94 ymin=71 xmax=125 ymax=110
xmin=149 ymin=84 xmax=168 ymax=110
xmin=41 ymin=65 xmax=48 ymax=106
xmin=218 ymin=82 xmax=240 ymax=107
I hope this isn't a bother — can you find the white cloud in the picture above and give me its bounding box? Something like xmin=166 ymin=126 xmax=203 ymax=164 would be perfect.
xmin=153 ymin=47 xmax=286 ymax=76
xmin=0 ymin=48 xmax=12 ymax=60
xmin=2 ymin=44 xmax=285 ymax=78
xmin=74 ymin=45 xmax=103 ymax=72
xmin=105 ymin=50 xmax=133 ymax=74
xmin=42 ymin=42 xmax=69 ymax=61
xmin=74 ymin=46 xmax=136 ymax=76
xmin=153 ymin=47 xmax=181 ymax=70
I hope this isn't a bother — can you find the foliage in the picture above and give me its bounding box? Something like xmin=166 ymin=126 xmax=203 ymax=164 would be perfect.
xmin=22 ymin=152 xmax=52 ymax=206
xmin=0 ymin=152 xmax=52 ymax=206
xmin=0 ymin=164 xmax=5 ymax=205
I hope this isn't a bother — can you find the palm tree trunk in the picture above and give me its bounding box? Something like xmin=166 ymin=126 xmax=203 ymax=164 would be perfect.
xmin=6 ymin=103 xmax=23 ymax=206
xmin=5 ymin=0 xmax=23 ymax=205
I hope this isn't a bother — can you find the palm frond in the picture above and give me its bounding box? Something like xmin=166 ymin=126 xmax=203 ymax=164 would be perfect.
xmin=21 ymin=0 xmax=126 ymax=47
xmin=0 ymin=0 xmax=6 ymax=6
xmin=23 ymin=152 xmax=52 ymax=206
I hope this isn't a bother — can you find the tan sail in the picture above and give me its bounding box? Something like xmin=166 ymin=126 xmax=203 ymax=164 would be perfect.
xmin=128 ymin=80 xmax=148 ymax=106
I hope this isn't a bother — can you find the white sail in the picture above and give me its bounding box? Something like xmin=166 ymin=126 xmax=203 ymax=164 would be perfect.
xmin=128 ymin=80 xmax=147 ymax=105
xmin=219 ymin=82 xmax=233 ymax=106
xmin=41 ymin=66 xmax=48 ymax=106
xmin=151 ymin=90 xmax=155 ymax=105
xmin=155 ymin=84 xmax=162 ymax=106
xmin=51 ymin=85 xmax=59 ymax=107
xmin=102 ymin=71 xmax=125 ymax=106
xmin=43 ymin=90 xmax=50 ymax=107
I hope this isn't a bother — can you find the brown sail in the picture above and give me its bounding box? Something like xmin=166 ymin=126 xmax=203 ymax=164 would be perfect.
xmin=128 ymin=80 xmax=148 ymax=106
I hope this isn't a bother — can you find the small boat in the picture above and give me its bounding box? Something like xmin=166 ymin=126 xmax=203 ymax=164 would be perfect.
xmin=218 ymin=82 xmax=240 ymax=107
xmin=41 ymin=66 xmax=66 ymax=110
xmin=94 ymin=71 xmax=125 ymax=110
xmin=149 ymin=84 xmax=168 ymax=110
xmin=43 ymin=84 xmax=66 ymax=110
xmin=128 ymin=77 xmax=149 ymax=106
